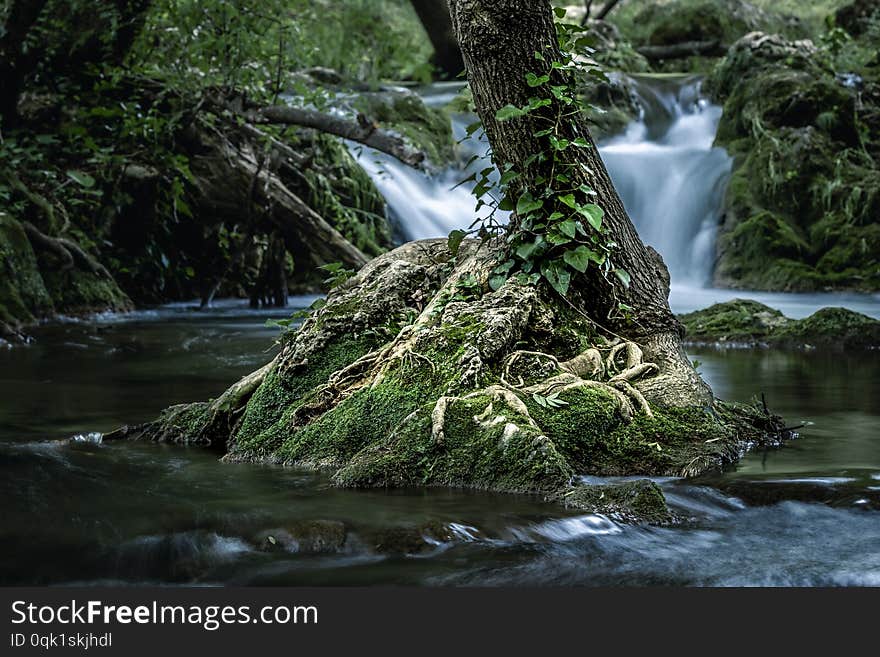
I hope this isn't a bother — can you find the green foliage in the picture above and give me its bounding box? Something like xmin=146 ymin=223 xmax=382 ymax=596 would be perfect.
xmin=136 ymin=0 xmax=430 ymax=98
xmin=452 ymin=10 xmax=629 ymax=303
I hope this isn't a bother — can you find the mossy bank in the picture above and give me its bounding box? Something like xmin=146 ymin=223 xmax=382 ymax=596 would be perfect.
xmin=680 ymin=299 xmax=880 ymax=349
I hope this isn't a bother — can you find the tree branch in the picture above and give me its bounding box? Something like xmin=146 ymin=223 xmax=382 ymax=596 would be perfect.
xmin=595 ymin=0 xmax=623 ymax=21
xmin=636 ymin=39 xmax=725 ymax=61
xmin=248 ymin=105 xmax=427 ymax=169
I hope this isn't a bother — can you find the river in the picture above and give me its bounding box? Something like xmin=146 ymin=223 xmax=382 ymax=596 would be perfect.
xmin=1 ymin=76 xmax=878 ymax=586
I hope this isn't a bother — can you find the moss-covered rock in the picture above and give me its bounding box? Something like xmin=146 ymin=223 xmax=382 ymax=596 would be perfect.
xmin=254 ymin=520 xmax=347 ymax=554
xmin=708 ymin=32 xmax=880 ymax=291
xmin=582 ymin=73 xmax=642 ymax=140
xmin=299 ymin=133 xmax=392 ymax=257
xmin=679 ymin=299 xmax=880 ymax=348
xmin=0 ymin=213 xmax=53 ymax=336
xmin=615 ymin=0 xmax=806 ymax=52
xmin=584 ymin=20 xmax=651 ymax=74
xmin=123 ymin=240 xmax=789 ymax=524
xmin=353 ymin=89 xmax=456 ymax=166
xmin=559 ymin=479 xmax=673 ymax=525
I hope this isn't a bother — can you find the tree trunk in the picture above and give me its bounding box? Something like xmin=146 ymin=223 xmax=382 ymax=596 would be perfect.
xmin=448 ymin=0 xmax=709 ymax=406
xmin=409 ymin=0 xmax=464 ymax=79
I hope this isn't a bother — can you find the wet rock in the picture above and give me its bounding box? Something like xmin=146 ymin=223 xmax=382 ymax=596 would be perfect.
xmin=368 ymin=521 xmax=454 ymax=555
xmin=617 ymin=0 xmax=806 ymax=62
xmin=353 ymin=89 xmax=455 ymax=166
xmin=707 ymin=32 xmax=880 ymax=292
xmin=255 ymin=520 xmax=347 ymax=554
xmin=559 ymin=479 xmax=673 ymax=525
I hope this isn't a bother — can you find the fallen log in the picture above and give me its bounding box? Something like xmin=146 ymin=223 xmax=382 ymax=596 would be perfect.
xmin=188 ymin=123 xmax=370 ymax=274
xmin=637 ymin=39 xmax=726 ymax=61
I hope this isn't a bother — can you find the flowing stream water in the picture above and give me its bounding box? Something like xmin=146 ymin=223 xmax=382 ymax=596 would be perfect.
xmin=1 ymin=76 xmax=879 ymax=586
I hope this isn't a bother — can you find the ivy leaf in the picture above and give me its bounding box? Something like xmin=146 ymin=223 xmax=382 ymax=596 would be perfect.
xmin=541 ymin=260 xmax=571 ymax=296
xmin=516 ymin=191 xmax=543 ymax=215
xmin=499 ymin=169 xmax=520 ymax=185
xmin=559 ymin=219 xmax=577 ymax=239
xmin=67 ymin=170 xmax=95 ymax=188
xmin=563 ymin=246 xmax=594 ymax=273
xmin=515 ymin=236 xmax=543 ymax=261
xmin=526 ymin=72 xmax=550 ymax=87
xmin=495 ymin=104 xmax=527 ymax=121
xmin=558 ymin=193 xmax=577 ymax=209
xmin=615 ymin=268 xmax=631 ymax=288
xmin=579 ymin=203 xmax=604 ymax=231
xmin=447 ymin=229 xmax=467 ymax=256
xmin=488 ymin=274 xmax=507 ymax=291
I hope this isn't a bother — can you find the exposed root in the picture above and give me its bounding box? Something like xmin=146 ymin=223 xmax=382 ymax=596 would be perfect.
xmin=609 ymin=379 xmax=653 ymax=418
xmin=609 ymin=362 xmax=659 ymax=383
xmin=501 ymin=350 xmax=560 ymax=387
xmin=432 ymin=384 xmax=539 ymax=445
xmin=560 ymin=348 xmax=604 ymax=379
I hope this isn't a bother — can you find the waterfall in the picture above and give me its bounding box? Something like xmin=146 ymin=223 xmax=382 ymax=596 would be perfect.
xmin=349 ymin=75 xmax=731 ymax=284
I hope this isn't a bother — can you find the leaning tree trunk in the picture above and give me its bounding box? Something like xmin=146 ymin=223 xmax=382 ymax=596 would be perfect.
xmin=448 ymin=0 xmax=709 ymax=407
xmin=409 ymin=0 xmax=465 ymax=79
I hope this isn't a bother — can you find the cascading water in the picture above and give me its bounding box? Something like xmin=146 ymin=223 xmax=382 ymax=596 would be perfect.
xmin=348 ymin=79 xmax=880 ymax=319
xmin=349 ymin=75 xmax=731 ymax=285
xmin=600 ymin=75 xmax=731 ymax=286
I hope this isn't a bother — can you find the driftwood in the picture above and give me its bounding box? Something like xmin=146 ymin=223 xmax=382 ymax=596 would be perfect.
xmin=637 ymin=40 xmax=726 ymax=61
xmin=248 ymin=105 xmax=427 ymax=169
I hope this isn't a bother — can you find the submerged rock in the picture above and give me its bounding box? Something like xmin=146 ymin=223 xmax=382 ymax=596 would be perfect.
xmin=679 ymin=299 xmax=880 ymax=349
xmin=368 ymin=521 xmax=454 ymax=555
xmin=255 ymin=520 xmax=347 ymax=554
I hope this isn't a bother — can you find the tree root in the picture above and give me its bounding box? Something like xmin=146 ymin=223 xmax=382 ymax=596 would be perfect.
xmin=22 ymin=220 xmax=112 ymax=279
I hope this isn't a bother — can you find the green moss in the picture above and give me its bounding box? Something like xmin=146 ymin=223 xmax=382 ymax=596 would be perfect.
xmin=354 ymin=92 xmax=455 ymax=166
xmin=0 ymin=213 xmax=53 ymax=328
xmin=525 ymin=387 xmax=622 ymax=469
xmin=680 ymin=299 xmax=790 ymax=343
xmin=709 ymin=31 xmax=880 ymax=291
xmin=40 ymin=267 xmax=132 ymax=316
xmin=277 ymin=378 xmax=434 ymax=467
xmin=336 ymin=392 xmax=573 ymax=494
xmin=776 ymin=306 xmax=880 ymax=348
xmin=560 ymin=480 xmax=673 ymax=524
xmin=302 ymin=134 xmax=392 ymax=257
xmin=616 ymin=0 xmax=806 ymax=50
xmin=679 ymin=299 xmax=880 ymax=348
xmin=230 ymin=335 xmax=381 ymax=458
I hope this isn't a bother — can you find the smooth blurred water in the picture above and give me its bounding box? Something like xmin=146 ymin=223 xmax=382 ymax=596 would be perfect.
xmin=0 ymin=303 xmax=878 ymax=586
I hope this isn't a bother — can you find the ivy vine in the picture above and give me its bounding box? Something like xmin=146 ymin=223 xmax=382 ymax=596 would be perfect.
xmin=449 ymin=7 xmax=631 ymax=313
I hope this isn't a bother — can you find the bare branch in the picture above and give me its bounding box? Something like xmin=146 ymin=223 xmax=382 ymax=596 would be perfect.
xmin=249 ymin=105 xmax=427 ymax=169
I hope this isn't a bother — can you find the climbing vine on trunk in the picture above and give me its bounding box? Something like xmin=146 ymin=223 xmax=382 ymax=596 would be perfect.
xmin=450 ymin=8 xmax=631 ymax=315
